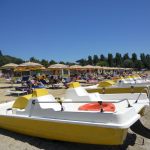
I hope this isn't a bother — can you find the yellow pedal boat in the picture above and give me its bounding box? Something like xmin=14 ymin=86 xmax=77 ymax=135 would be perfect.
xmin=0 ymin=87 xmax=148 ymax=145
xmin=84 ymin=79 xmax=150 ymax=95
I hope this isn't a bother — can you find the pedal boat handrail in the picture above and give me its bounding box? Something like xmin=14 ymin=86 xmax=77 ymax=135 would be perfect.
xmin=30 ymin=98 xmax=132 ymax=114
xmin=135 ymin=87 xmax=150 ymax=104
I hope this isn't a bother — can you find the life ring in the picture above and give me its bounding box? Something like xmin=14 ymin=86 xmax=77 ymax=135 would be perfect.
xmin=78 ymin=102 xmax=115 ymax=112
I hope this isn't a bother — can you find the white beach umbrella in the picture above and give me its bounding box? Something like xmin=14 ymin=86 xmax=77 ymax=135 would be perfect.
xmin=83 ymin=65 xmax=95 ymax=69
xmin=48 ymin=64 xmax=68 ymax=69
xmin=14 ymin=62 xmax=44 ymax=77
xmin=48 ymin=64 xmax=68 ymax=76
xmin=1 ymin=63 xmax=18 ymax=69
xmin=18 ymin=62 xmax=43 ymax=67
xmin=69 ymin=65 xmax=83 ymax=70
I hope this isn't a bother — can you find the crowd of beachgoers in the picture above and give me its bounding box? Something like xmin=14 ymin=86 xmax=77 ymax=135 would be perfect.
xmin=23 ymin=70 xmax=149 ymax=84
xmin=0 ymin=70 xmax=139 ymax=88
xmin=1 ymin=69 xmax=149 ymax=92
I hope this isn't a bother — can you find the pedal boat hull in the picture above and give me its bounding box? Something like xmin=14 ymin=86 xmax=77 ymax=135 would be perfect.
xmin=0 ymin=115 xmax=128 ymax=145
xmin=0 ymin=88 xmax=141 ymax=145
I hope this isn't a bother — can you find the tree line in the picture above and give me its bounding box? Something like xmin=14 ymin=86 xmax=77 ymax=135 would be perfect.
xmin=76 ymin=53 xmax=150 ymax=70
xmin=0 ymin=50 xmax=150 ymax=70
xmin=0 ymin=50 xmax=75 ymax=68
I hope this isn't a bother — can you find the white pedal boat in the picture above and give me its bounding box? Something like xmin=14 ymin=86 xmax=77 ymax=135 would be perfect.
xmin=0 ymin=86 xmax=149 ymax=145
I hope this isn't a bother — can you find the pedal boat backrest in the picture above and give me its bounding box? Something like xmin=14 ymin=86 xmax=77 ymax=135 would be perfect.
xmin=65 ymin=82 xmax=101 ymax=101
xmin=11 ymin=89 xmax=60 ymax=115
xmin=12 ymin=94 xmax=32 ymax=109
xmin=98 ymin=80 xmax=115 ymax=88
xmin=32 ymin=88 xmax=49 ymax=97
xmin=12 ymin=88 xmax=49 ymax=109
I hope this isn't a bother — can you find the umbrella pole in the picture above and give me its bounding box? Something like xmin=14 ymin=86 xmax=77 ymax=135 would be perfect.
xmin=68 ymin=69 xmax=70 ymax=77
xmin=61 ymin=69 xmax=64 ymax=77
xmin=11 ymin=69 xmax=13 ymax=87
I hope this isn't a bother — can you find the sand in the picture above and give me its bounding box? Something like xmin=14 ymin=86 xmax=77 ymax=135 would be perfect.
xmin=0 ymin=80 xmax=149 ymax=150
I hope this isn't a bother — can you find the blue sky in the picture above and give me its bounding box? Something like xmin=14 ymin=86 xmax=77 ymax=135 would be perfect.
xmin=0 ymin=0 xmax=150 ymax=62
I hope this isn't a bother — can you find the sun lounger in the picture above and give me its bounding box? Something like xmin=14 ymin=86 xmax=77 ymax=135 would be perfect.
xmin=8 ymin=90 xmax=28 ymax=96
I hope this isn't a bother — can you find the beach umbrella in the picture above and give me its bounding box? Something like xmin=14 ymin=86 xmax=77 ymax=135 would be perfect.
xmin=18 ymin=62 xmax=43 ymax=67
xmin=94 ymin=66 xmax=101 ymax=69
xmin=14 ymin=62 xmax=44 ymax=76
xmin=101 ymin=66 xmax=112 ymax=70
xmin=38 ymin=66 xmax=46 ymax=70
xmin=82 ymin=65 xmax=95 ymax=74
xmin=94 ymin=66 xmax=104 ymax=70
xmin=48 ymin=64 xmax=68 ymax=69
xmin=0 ymin=63 xmax=19 ymax=78
xmin=48 ymin=64 xmax=68 ymax=76
xmin=83 ymin=65 xmax=95 ymax=69
xmin=0 ymin=63 xmax=18 ymax=69
xmin=93 ymin=66 xmax=103 ymax=73
xmin=68 ymin=65 xmax=84 ymax=76
xmin=15 ymin=62 xmax=43 ymax=70
xmin=69 ymin=65 xmax=83 ymax=70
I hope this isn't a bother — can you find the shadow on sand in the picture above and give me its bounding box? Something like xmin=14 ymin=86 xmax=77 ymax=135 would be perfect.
xmin=0 ymin=128 xmax=136 ymax=150
xmin=130 ymin=120 xmax=150 ymax=139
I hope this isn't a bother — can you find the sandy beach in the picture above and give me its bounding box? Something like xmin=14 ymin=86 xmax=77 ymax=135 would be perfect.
xmin=0 ymin=80 xmax=149 ymax=150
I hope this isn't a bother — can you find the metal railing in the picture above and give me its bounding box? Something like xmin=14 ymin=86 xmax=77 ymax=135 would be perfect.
xmin=135 ymin=87 xmax=150 ymax=104
xmin=29 ymin=97 xmax=132 ymax=115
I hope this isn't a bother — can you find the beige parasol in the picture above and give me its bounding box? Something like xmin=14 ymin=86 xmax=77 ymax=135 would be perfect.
xmin=69 ymin=65 xmax=83 ymax=70
xmin=48 ymin=64 xmax=68 ymax=69
xmin=0 ymin=63 xmax=18 ymax=69
xmin=15 ymin=62 xmax=43 ymax=71
xmin=48 ymin=64 xmax=69 ymax=76
xmin=83 ymin=65 xmax=95 ymax=69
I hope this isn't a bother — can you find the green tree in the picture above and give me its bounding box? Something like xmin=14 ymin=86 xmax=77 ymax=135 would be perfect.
xmin=108 ymin=53 xmax=113 ymax=67
xmin=145 ymin=54 xmax=150 ymax=69
xmin=93 ymin=55 xmax=99 ymax=65
xmin=66 ymin=62 xmax=76 ymax=66
xmin=49 ymin=60 xmax=56 ymax=65
xmin=100 ymin=54 xmax=105 ymax=61
xmin=99 ymin=54 xmax=108 ymax=66
xmin=41 ymin=59 xmax=49 ymax=67
xmin=59 ymin=61 xmax=65 ymax=64
xmin=97 ymin=61 xmax=108 ymax=66
xmin=0 ymin=55 xmax=24 ymax=66
xmin=87 ymin=55 xmax=93 ymax=65
xmin=30 ymin=57 xmax=40 ymax=63
xmin=76 ymin=59 xmax=87 ymax=66
xmin=123 ymin=59 xmax=133 ymax=68
xmin=123 ymin=53 xmax=129 ymax=60
xmin=140 ymin=53 xmax=146 ymax=68
xmin=131 ymin=53 xmax=137 ymax=62
xmin=0 ymin=50 xmax=3 ymax=56
xmin=134 ymin=60 xmax=143 ymax=70
xmin=114 ymin=53 xmax=122 ymax=67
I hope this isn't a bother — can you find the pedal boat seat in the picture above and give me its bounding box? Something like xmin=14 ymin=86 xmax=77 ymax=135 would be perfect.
xmin=12 ymin=89 xmax=49 ymax=109
xmin=79 ymin=102 xmax=115 ymax=112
